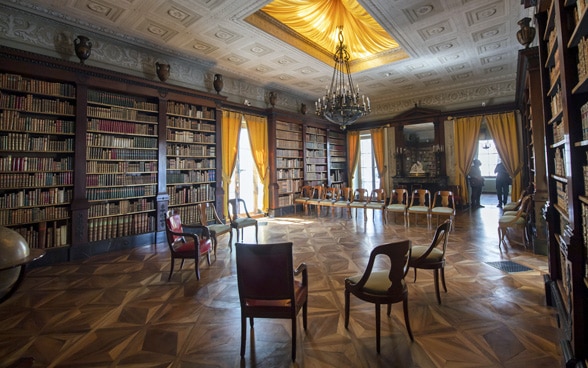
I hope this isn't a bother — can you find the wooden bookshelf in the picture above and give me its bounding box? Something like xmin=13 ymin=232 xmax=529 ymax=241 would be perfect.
xmin=304 ymin=126 xmax=327 ymax=187
xmin=328 ymin=130 xmax=347 ymax=188
xmin=0 ymin=72 xmax=75 ymax=249
xmin=85 ymin=89 xmax=158 ymax=242
xmin=165 ymin=101 xmax=216 ymax=224
xmin=275 ymin=120 xmax=304 ymax=208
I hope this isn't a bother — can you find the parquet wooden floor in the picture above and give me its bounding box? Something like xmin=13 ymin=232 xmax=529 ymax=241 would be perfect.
xmin=0 ymin=198 xmax=562 ymax=367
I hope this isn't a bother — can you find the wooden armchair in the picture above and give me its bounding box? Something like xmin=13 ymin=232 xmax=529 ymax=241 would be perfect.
xmin=430 ymin=191 xmax=456 ymax=230
xmin=386 ymin=188 xmax=409 ymax=226
xmin=498 ymin=195 xmax=533 ymax=248
xmin=198 ymin=202 xmax=232 ymax=256
xmin=235 ymin=242 xmax=308 ymax=362
xmin=364 ymin=188 xmax=387 ymax=222
xmin=407 ymin=189 xmax=432 ymax=228
xmin=165 ymin=211 xmax=212 ymax=281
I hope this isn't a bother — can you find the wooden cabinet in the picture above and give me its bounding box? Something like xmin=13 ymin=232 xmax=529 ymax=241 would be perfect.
xmin=165 ymin=101 xmax=217 ymax=224
xmin=0 ymin=72 xmax=75 ymax=249
xmin=535 ymin=0 xmax=588 ymax=364
xmin=85 ymin=89 xmax=159 ymax=242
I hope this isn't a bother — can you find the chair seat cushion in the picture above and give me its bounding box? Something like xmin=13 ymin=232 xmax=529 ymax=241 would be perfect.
xmin=173 ymin=238 xmax=212 ymax=255
xmin=499 ymin=215 xmax=526 ymax=225
xmin=333 ymin=201 xmax=350 ymax=207
xmin=502 ymin=202 xmax=519 ymax=211
xmin=410 ymin=245 xmax=443 ymax=263
xmin=365 ymin=203 xmax=385 ymax=210
xmin=234 ymin=218 xmax=257 ymax=227
xmin=386 ymin=204 xmax=406 ymax=212
xmin=408 ymin=206 xmax=429 ymax=213
xmin=346 ymin=271 xmax=405 ymax=295
xmin=245 ymin=280 xmax=307 ymax=307
xmin=431 ymin=207 xmax=454 ymax=215
xmin=349 ymin=202 xmax=367 ymax=208
xmin=208 ymin=223 xmax=231 ymax=235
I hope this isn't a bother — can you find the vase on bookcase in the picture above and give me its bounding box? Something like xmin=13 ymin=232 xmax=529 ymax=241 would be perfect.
xmin=74 ymin=35 xmax=92 ymax=64
xmin=156 ymin=62 xmax=170 ymax=82
xmin=516 ymin=17 xmax=536 ymax=49
xmin=213 ymin=74 xmax=223 ymax=94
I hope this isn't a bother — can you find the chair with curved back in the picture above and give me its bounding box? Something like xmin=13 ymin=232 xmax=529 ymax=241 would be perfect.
xmin=498 ymin=194 xmax=533 ymax=248
xmin=294 ymin=185 xmax=313 ymax=214
xmin=228 ymin=198 xmax=259 ymax=243
xmin=407 ymin=189 xmax=432 ymax=228
xmin=364 ymin=188 xmax=387 ymax=222
xmin=408 ymin=219 xmax=451 ymax=305
xmin=318 ymin=187 xmax=339 ymax=216
xmin=345 ymin=239 xmax=414 ymax=353
xmin=165 ymin=210 xmax=212 ymax=281
xmin=430 ymin=191 xmax=456 ymax=230
xmin=349 ymin=188 xmax=369 ymax=219
xmin=198 ymin=202 xmax=232 ymax=256
xmin=235 ymin=242 xmax=308 ymax=362
xmin=333 ymin=187 xmax=352 ymax=218
xmin=305 ymin=185 xmax=325 ymax=216
xmin=385 ymin=188 xmax=409 ymax=226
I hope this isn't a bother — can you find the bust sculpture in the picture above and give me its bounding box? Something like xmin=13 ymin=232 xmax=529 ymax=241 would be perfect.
xmin=410 ymin=161 xmax=425 ymax=174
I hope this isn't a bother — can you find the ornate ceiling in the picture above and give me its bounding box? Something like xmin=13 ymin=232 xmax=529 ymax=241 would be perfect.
xmin=1 ymin=0 xmax=534 ymax=121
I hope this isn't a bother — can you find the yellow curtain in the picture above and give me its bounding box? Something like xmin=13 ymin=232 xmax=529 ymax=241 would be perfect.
xmin=370 ymin=127 xmax=386 ymax=190
xmin=347 ymin=130 xmax=360 ymax=191
xmin=486 ymin=112 xmax=522 ymax=202
xmin=454 ymin=116 xmax=482 ymax=204
xmin=221 ymin=110 xmax=242 ymax=218
xmin=244 ymin=113 xmax=269 ymax=214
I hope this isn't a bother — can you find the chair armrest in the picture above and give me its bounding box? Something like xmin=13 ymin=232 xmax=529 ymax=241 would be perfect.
xmin=294 ymin=263 xmax=308 ymax=286
xmin=181 ymin=224 xmax=211 ymax=238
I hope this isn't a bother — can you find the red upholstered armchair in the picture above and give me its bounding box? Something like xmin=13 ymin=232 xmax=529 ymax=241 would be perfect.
xmin=165 ymin=211 xmax=212 ymax=281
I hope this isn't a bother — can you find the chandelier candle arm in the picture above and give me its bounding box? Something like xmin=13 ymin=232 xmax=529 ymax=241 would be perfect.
xmin=316 ymin=26 xmax=370 ymax=129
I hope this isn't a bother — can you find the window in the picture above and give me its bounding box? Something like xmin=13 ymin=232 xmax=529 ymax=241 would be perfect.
xmin=356 ymin=133 xmax=380 ymax=191
xmin=476 ymin=139 xmax=501 ymax=177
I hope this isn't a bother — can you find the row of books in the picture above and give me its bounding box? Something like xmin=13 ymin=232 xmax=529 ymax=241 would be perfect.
xmin=0 ymin=187 xmax=72 ymax=209
xmin=88 ymin=118 xmax=156 ymax=135
xmin=88 ymin=213 xmax=155 ymax=242
xmin=89 ymin=198 xmax=154 ymax=217
xmin=305 ymin=151 xmax=327 ymax=159
xmin=276 ymin=121 xmax=301 ymax=132
xmin=1 ymin=111 xmax=75 ymax=133
xmin=276 ymin=158 xmax=303 ymax=168
xmin=167 ymin=158 xmax=215 ymax=170
xmin=0 ymin=172 xmax=73 ymax=188
xmin=86 ymin=185 xmax=157 ymax=201
xmin=276 ymin=149 xmax=302 ymax=158
xmin=87 ymin=147 xmax=158 ymax=160
xmin=86 ymin=160 xmax=157 ymax=174
xmin=305 ymin=156 xmax=327 ymax=164
xmin=167 ymin=170 xmax=215 ymax=184
xmin=278 ymin=194 xmax=295 ymax=207
xmin=550 ymin=87 xmax=562 ymax=119
xmin=0 ymin=206 xmax=69 ymax=226
xmin=306 ymin=127 xmax=326 ymax=135
xmin=166 ymin=101 xmax=215 ymax=119
xmin=0 ymin=156 xmax=73 ymax=172
xmin=0 ymin=132 xmax=74 ymax=151
xmin=554 ymin=147 xmax=566 ymax=177
xmin=577 ymin=36 xmax=588 ymax=82
xmin=86 ymin=173 xmax=157 ymax=187
xmin=305 ymin=172 xmax=327 ymax=180
xmin=87 ymin=105 xmax=158 ymax=123
xmin=166 ymin=130 xmax=215 ymax=144
xmin=167 ymin=185 xmax=215 ymax=206
xmin=86 ymin=133 xmax=157 ymax=148
xmin=88 ymin=90 xmax=158 ymax=111
xmin=12 ymin=221 xmax=69 ymax=249
xmin=556 ymin=181 xmax=568 ymax=214
xmin=277 ymin=140 xmax=303 ymax=149
xmin=0 ymin=73 xmax=75 ymax=97
xmin=581 ymin=101 xmax=588 ymax=141
xmin=276 ymin=130 xmax=302 ymax=141
xmin=167 ymin=116 xmax=216 ymax=131
xmin=277 ymin=179 xmax=303 ymax=194
xmin=166 ymin=144 xmax=214 ymax=157
xmin=277 ymin=169 xmax=303 ymax=179
xmin=0 ymin=93 xmax=74 ymax=115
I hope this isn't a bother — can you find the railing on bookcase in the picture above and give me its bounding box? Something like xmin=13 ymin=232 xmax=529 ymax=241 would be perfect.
xmin=85 ymin=89 xmax=158 ymax=242
xmin=165 ymin=101 xmax=217 ymax=225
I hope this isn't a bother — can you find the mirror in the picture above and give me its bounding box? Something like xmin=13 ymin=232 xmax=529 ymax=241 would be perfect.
xmin=401 ymin=122 xmax=440 ymax=176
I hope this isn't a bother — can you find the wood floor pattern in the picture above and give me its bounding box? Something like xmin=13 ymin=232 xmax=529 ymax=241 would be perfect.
xmin=0 ymin=200 xmax=563 ymax=367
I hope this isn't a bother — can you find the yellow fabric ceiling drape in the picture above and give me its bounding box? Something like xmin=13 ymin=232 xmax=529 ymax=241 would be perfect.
xmin=486 ymin=112 xmax=522 ymax=202
xmin=347 ymin=130 xmax=360 ymax=191
xmin=261 ymin=0 xmax=399 ymax=60
xmin=221 ymin=110 xmax=242 ymax=218
xmin=370 ymin=127 xmax=386 ymax=191
xmin=244 ymin=113 xmax=269 ymax=214
xmin=453 ymin=116 xmax=482 ymax=204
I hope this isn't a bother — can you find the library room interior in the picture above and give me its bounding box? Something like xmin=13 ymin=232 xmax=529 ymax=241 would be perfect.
xmin=1 ymin=0 xmax=587 ymax=367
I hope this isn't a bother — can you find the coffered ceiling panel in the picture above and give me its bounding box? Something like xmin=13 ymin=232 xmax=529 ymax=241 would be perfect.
xmin=4 ymin=0 xmax=533 ymax=119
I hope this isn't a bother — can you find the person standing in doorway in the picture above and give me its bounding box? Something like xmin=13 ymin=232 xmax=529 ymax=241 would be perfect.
xmin=469 ymin=159 xmax=485 ymax=208
xmin=494 ymin=161 xmax=511 ymax=208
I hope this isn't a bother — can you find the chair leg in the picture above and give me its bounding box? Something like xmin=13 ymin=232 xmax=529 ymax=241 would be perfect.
xmin=344 ymin=290 xmax=350 ymax=328
xmin=255 ymin=223 xmax=259 ymax=243
xmin=228 ymin=231 xmax=233 ymax=252
xmin=434 ymin=269 xmax=441 ymax=305
xmin=440 ymin=267 xmax=447 ymax=293
xmin=413 ymin=268 xmax=418 ymax=283
xmin=375 ymin=303 xmax=381 ymax=354
xmin=240 ymin=315 xmax=247 ymax=358
xmin=168 ymin=258 xmax=175 ymax=281
xmin=291 ymin=315 xmax=297 ymax=361
xmin=303 ymin=300 xmax=308 ymax=330
xmin=402 ymin=297 xmax=414 ymax=341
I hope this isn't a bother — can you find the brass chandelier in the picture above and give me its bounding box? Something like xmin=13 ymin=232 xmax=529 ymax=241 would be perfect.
xmin=316 ymin=27 xmax=370 ymax=129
